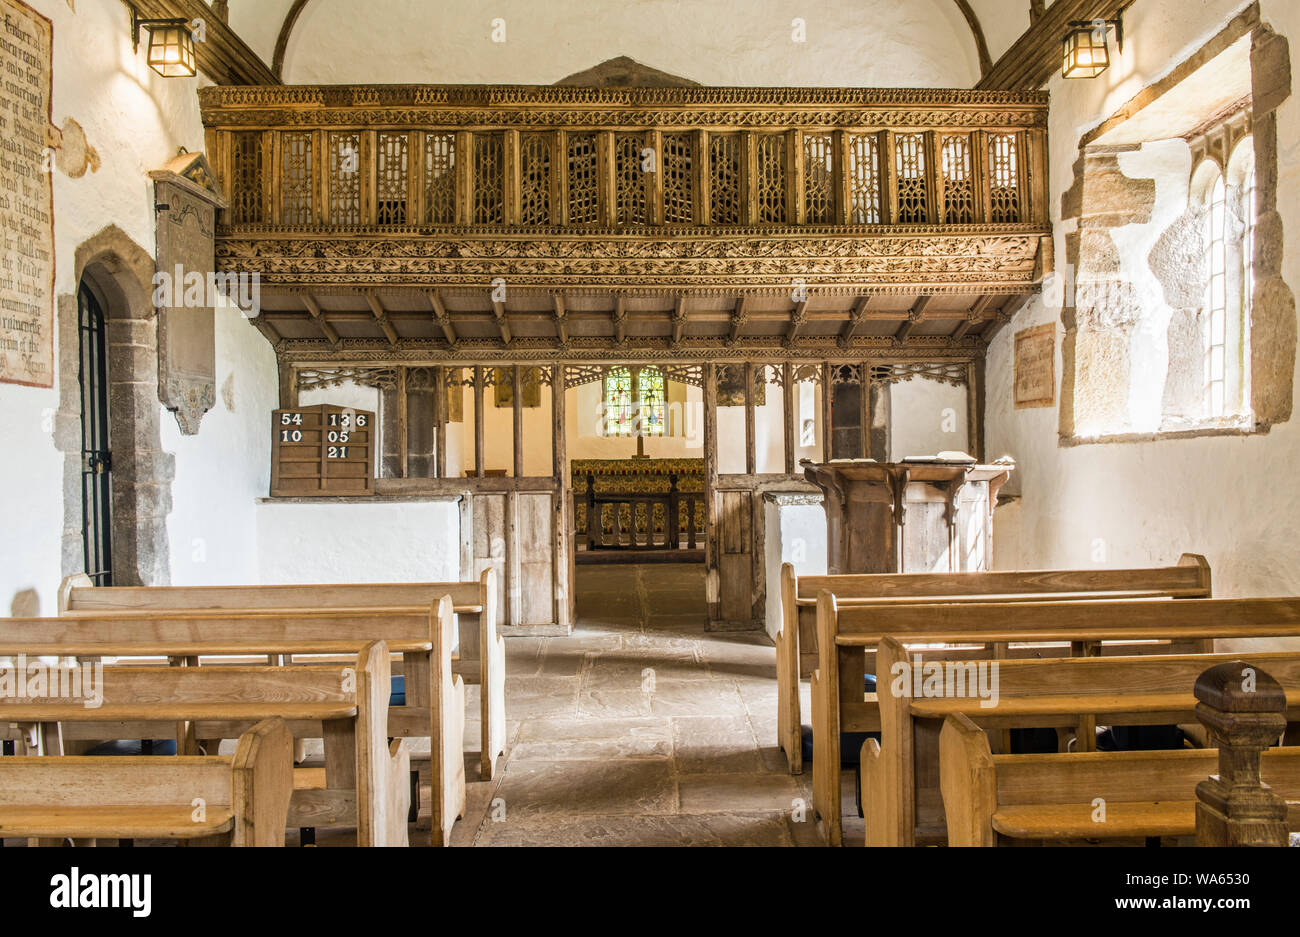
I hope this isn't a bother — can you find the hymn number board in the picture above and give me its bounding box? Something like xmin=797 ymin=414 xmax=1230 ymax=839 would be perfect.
xmin=270 ymin=404 xmax=375 ymax=497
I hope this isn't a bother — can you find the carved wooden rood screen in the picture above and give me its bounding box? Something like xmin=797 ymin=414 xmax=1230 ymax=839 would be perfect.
xmin=198 ymin=84 xmax=1051 ymax=632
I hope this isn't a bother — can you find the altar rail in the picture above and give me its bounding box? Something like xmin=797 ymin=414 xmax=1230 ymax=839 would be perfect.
xmin=198 ymin=85 xmax=1049 ymax=233
xmin=578 ymin=474 xmax=703 ymax=553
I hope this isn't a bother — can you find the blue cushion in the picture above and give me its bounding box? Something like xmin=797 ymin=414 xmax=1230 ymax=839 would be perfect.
xmin=864 ymin=673 xmax=877 ymax=693
xmin=389 ymin=674 xmax=406 ymax=707
xmin=86 ymin=739 xmax=178 ymax=757
xmin=800 ymin=724 xmax=881 ymax=767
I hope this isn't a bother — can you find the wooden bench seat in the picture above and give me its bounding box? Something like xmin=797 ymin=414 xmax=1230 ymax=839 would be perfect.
xmin=807 ymin=589 xmax=1300 ymax=845
xmin=778 ymin=555 xmax=1211 ymax=772
xmin=858 ymin=637 xmax=1300 ymax=847
xmin=940 ymin=712 xmax=1300 ymax=845
xmin=0 ymin=643 xmax=410 ymax=847
xmin=0 ymin=597 xmax=464 ymax=846
xmin=0 ymin=718 xmax=292 ymax=846
xmin=59 ymin=570 xmax=505 ymax=780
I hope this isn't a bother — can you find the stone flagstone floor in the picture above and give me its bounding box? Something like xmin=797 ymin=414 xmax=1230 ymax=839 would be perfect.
xmin=438 ymin=562 xmax=830 ymax=847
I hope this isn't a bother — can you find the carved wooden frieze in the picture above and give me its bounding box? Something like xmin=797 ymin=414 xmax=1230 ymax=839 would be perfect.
xmin=149 ymin=151 xmax=228 ymax=435
xmin=198 ymin=84 xmax=1049 ymax=129
xmin=216 ymin=230 xmax=1043 ymax=292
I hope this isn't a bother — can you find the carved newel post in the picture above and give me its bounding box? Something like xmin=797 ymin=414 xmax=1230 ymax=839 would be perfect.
xmin=1194 ymin=661 xmax=1289 ymax=847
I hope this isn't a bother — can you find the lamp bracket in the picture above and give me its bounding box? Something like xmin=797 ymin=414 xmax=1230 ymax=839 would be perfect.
xmin=129 ymin=8 xmax=190 ymax=53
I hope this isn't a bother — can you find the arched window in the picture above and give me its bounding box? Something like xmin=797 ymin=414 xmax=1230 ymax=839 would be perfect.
xmin=1203 ymin=169 xmax=1228 ymax=416
xmin=1190 ymin=137 xmax=1254 ymax=423
xmin=602 ymin=366 xmax=666 ymax=436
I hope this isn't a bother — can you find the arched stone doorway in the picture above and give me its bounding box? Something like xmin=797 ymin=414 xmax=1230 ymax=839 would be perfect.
xmin=56 ymin=226 xmax=174 ymax=587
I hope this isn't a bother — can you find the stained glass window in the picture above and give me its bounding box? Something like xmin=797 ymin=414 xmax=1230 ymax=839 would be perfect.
xmin=603 ymin=368 xmax=633 ymax=436
xmin=603 ymin=367 xmax=666 ymax=437
xmin=639 ymin=368 xmax=666 ymax=436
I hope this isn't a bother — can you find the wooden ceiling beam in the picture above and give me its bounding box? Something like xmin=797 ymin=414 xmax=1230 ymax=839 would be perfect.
xmin=364 ymin=292 xmax=399 ymax=346
xmin=272 ymin=0 xmax=314 ymax=80
xmin=976 ymin=0 xmax=1130 ymax=90
xmin=125 ymin=0 xmax=279 ymax=85
xmin=613 ymin=297 xmax=628 ymax=345
xmin=300 ymin=293 xmax=341 ymax=348
xmin=895 ymin=295 xmax=934 ymax=343
xmin=553 ymin=295 xmax=569 ymax=345
xmin=786 ymin=300 xmax=809 ymax=348
xmin=952 ymin=0 xmax=993 ymax=77
xmin=427 ymin=291 xmax=456 ymax=345
xmin=951 ymin=294 xmax=997 ymax=341
xmin=839 ymin=296 xmax=871 ymax=348
xmin=492 ymin=299 xmax=513 ymax=345
xmin=672 ymin=297 xmax=689 ymax=346
xmin=728 ymin=297 xmax=749 ymax=345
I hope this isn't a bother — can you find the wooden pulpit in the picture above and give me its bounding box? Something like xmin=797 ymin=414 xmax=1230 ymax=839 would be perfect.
xmin=802 ymin=459 xmax=1014 ymax=574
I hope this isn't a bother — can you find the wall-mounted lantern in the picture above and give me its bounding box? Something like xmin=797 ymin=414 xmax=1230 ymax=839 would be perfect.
xmin=131 ymin=11 xmax=197 ymax=78
xmin=1062 ymin=12 xmax=1125 ymax=80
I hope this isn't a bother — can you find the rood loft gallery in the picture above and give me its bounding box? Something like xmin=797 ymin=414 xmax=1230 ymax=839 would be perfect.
xmin=2 ymin=0 xmax=1300 ymax=865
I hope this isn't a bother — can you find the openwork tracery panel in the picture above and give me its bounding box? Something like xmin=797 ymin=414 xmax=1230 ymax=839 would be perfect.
xmin=804 ymin=133 xmax=834 ymax=224
xmin=473 ymin=132 xmax=505 ymax=224
xmin=756 ymin=134 xmax=787 ymax=224
xmin=280 ymin=131 xmax=313 ymax=225
xmin=941 ymin=135 xmax=975 ymax=224
xmin=376 ymin=132 xmax=409 ymax=225
xmin=708 ymin=133 xmax=742 ymax=225
xmin=988 ymin=133 xmax=1022 ymax=223
xmin=328 ymin=132 xmax=362 ymax=225
xmin=848 ymin=133 xmax=882 ymax=224
xmin=566 ymin=132 xmax=599 ymax=225
xmin=895 ymin=133 xmax=929 ymax=224
xmin=520 ymin=133 xmax=552 ymax=226
xmin=662 ymin=133 xmax=694 ymax=224
xmin=614 ymin=134 xmax=647 ymax=226
xmin=230 ymin=132 xmax=264 ymax=224
xmin=424 ymin=132 xmax=456 ymax=224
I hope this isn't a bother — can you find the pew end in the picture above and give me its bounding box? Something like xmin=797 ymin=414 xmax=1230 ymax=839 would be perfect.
xmin=777 ymin=562 xmax=802 ymax=774
xmin=478 ymin=567 xmax=506 ymax=780
xmin=230 ymin=716 xmax=295 ymax=846
xmin=938 ymin=714 xmax=996 ymax=847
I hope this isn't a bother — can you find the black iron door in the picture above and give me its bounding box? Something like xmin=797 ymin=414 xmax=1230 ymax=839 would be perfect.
xmin=77 ymin=282 xmax=113 ymax=585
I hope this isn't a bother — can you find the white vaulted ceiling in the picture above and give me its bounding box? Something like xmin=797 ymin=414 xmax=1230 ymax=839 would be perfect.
xmin=219 ymin=0 xmax=1028 ymax=88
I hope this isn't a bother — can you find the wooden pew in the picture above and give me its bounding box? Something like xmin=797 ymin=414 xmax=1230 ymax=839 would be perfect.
xmin=0 ymin=643 xmax=408 ymax=847
xmin=807 ymin=588 xmax=1287 ymax=845
xmin=778 ymin=555 xmax=1211 ymax=772
xmin=0 ymin=717 xmax=293 ymax=846
xmin=860 ymin=637 xmax=1300 ymax=847
xmin=939 ymin=712 xmax=1300 ymax=845
xmin=59 ymin=569 xmax=506 ymax=780
xmin=0 ymin=596 xmax=466 ymax=846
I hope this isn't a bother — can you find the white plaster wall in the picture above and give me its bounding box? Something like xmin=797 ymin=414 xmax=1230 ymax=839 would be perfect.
xmin=268 ymin=0 xmax=979 ymax=87
xmin=983 ymin=0 xmax=1300 ymax=653
xmin=0 ymin=1 xmax=226 ymax=614
xmin=255 ymin=501 xmax=461 ymax=584
xmin=163 ymin=302 xmax=278 ymax=585
xmin=890 ymin=377 xmax=971 ymax=458
xmin=762 ymin=500 xmax=827 ymax=640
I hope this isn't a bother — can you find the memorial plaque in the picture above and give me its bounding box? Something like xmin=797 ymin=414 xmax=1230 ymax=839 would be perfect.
xmin=1014 ymin=322 xmax=1056 ymax=409
xmin=0 ymin=0 xmax=53 ymax=388
xmin=270 ymin=404 xmax=376 ymax=497
xmin=149 ymin=151 xmax=228 ymax=435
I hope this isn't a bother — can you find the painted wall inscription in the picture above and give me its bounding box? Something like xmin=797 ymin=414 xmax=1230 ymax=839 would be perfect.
xmin=0 ymin=0 xmax=53 ymax=388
